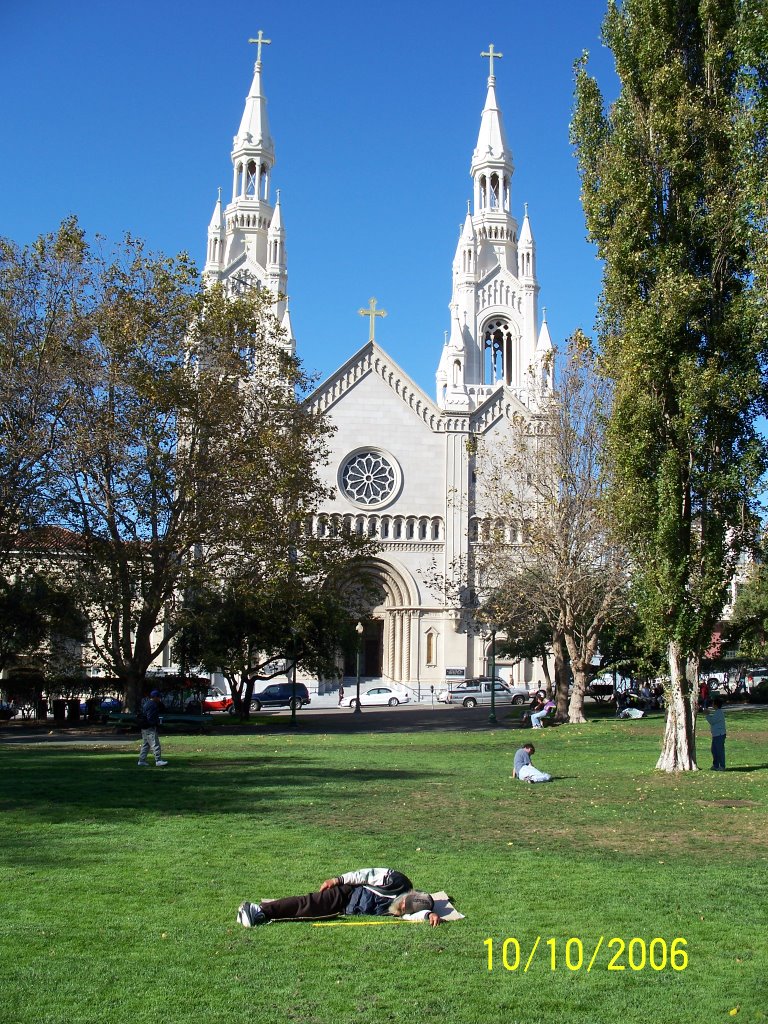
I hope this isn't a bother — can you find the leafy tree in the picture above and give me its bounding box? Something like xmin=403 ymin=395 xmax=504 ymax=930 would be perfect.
xmin=35 ymin=226 xmax=339 ymax=711
xmin=572 ymin=0 xmax=768 ymax=768
xmin=181 ymin=533 xmax=370 ymax=716
xmin=0 ymin=569 xmax=85 ymax=677
xmin=727 ymin=558 xmax=768 ymax=662
xmin=0 ymin=220 xmax=87 ymax=570
xmin=475 ymin=335 xmax=629 ymax=723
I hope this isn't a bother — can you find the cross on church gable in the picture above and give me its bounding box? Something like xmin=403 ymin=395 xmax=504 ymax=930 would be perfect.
xmin=358 ymin=297 xmax=387 ymax=342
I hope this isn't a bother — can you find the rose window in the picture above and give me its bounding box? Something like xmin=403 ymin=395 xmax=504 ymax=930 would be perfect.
xmin=341 ymin=450 xmax=397 ymax=505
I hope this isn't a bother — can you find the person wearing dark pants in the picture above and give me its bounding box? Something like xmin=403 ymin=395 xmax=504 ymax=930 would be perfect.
xmin=237 ymin=867 xmax=442 ymax=927
xmin=701 ymin=697 xmax=727 ymax=771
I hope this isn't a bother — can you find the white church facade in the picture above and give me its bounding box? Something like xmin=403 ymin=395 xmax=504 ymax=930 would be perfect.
xmin=202 ymin=43 xmax=554 ymax=696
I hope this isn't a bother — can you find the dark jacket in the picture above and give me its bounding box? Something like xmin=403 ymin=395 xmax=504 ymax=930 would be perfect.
xmin=339 ymin=867 xmax=413 ymax=916
xmin=141 ymin=698 xmax=161 ymax=729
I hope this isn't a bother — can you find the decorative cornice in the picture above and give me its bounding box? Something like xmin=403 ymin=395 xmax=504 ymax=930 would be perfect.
xmin=306 ymin=341 xmax=448 ymax=432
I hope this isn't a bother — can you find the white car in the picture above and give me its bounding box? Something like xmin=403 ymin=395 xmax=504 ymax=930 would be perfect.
xmin=346 ymin=687 xmax=410 ymax=708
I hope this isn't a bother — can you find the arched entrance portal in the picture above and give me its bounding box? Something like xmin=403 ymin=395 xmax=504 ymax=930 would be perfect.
xmin=339 ymin=558 xmax=420 ymax=684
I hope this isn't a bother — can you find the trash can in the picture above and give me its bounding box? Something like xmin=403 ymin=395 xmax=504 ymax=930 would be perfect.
xmin=36 ymin=700 xmax=48 ymax=720
xmin=67 ymin=699 xmax=80 ymax=722
xmin=52 ymin=699 xmax=66 ymax=722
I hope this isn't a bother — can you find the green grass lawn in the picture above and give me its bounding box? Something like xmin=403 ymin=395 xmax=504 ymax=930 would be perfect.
xmin=2 ymin=710 xmax=767 ymax=1024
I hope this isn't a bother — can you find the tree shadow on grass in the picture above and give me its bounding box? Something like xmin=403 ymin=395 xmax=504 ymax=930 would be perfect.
xmin=0 ymin=748 xmax=441 ymax=835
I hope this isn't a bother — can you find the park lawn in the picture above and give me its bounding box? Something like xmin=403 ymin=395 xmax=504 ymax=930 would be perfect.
xmin=2 ymin=711 xmax=767 ymax=1024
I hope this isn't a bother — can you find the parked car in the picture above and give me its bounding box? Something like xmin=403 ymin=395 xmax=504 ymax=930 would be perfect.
xmin=204 ymin=693 xmax=234 ymax=713
xmin=444 ymin=677 xmax=529 ymax=708
xmin=250 ymin=682 xmax=311 ymax=712
xmin=345 ymin=686 xmax=410 ymax=708
xmin=79 ymin=696 xmax=122 ymax=715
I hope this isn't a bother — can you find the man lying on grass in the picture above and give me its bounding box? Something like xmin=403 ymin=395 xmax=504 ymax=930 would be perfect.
xmin=237 ymin=867 xmax=443 ymax=927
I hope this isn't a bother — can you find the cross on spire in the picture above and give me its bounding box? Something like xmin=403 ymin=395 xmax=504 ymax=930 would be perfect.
xmin=358 ymin=297 xmax=387 ymax=342
xmin=481 ymin=44 xmax=503 ymax=77
xmin=248 ymin=30 xmax=271 ymax=64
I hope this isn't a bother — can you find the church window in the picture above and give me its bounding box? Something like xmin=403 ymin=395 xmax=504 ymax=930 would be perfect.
xmin=425 ymin=630 xmax=437 ymax=666
xmin=418 ymin=518 xmax=428 ymax=540
xmin=469 ymin=518 xmax=479 ymax=542
xmin=246 ymin=160 xmax=258 ymax=197
xmin=406 ymin=518 xmax=415 ymax=540
xmin=479 ymin=175 xmax=487 ymax=209
xmin=482 ymin=318 xmax=515 ymax=386
xmin=380 ymin=517 xmax=390 ymax=539
xmin=393 ymin=518 xmax=403 ymax=539
xmin=490 ymin=174 xmax=499 ymax=208
xmin=259 ymin=163 xmax=269 ymax=200
xmin=431 ymin=518 xmax=442 ymax=540
xmin=368 ymin=517 xmax=378 ymax=537
xmin=340 ymin=449 xmax=399 ymax=507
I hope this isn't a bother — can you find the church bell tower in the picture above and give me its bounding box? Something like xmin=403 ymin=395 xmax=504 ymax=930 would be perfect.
xmin=436 ymin=46 xmax=552 ymax=410
xmin=204 ymin=33 xmax=294 ymax=354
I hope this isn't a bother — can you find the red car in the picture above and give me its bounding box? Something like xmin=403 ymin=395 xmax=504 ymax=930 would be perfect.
xmin=204 ymin=693 xmax=234 ymax=713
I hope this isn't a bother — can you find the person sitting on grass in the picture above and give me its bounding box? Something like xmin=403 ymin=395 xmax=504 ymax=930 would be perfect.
xmin=512 ymin=742 xmax=552 ymax=783
xmin=237 ymin=867 xmax=443 ymax=927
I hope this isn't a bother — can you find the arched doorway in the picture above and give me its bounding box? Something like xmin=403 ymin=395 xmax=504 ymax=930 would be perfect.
xmin=338 ymin=558 xmax=420 ymax=683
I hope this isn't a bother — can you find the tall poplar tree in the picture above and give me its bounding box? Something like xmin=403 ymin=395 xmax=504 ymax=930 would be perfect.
xmin=572 ymin=0 xmax=768 ymax=769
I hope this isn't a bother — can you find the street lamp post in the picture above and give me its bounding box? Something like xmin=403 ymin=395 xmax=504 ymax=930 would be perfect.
xmin=354 ymin=621 xmax=364 ymax=714
xmin=289 ymin=628 xmax=298 ymax=727
xmin=488 ymin=627 xmax=497 ymax=724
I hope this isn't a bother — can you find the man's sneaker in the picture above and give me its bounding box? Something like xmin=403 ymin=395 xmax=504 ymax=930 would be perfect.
xmin=237 ymin=901 xmax=268 ymax=927
xmin=155 ymin=760 xmax=169 ymax=767
xmin=137 ymin=761 xmax=148 ymax=767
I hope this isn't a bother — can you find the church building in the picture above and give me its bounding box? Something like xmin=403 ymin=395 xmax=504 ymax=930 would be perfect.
xmin=202 ymin=41 xmax=554 ymax=696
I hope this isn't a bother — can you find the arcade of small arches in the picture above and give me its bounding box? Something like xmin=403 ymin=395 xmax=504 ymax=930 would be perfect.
xmin=476 ymin=172 xmax=511 ymax=212
xmin=469 ymin=516 xmax=524 ymax=544
xmin=233 ymin=158 xmax=270 ymax=202
xmin=226 ymin=213 xmax=271 ymax=231
xmin=305 ymin=512 xmax=445 ymax=543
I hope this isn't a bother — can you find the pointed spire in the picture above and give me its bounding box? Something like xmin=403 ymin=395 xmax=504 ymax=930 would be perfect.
xmin=536 ymin=309 xmax=552 ymax=353
xmin=234 ymin=58 xmax=274 ymax=155
xmin=519 ymin=203 xmax=534 ymax=244
xmin=269 ymin=189 xmax=283 ymax=231
xmin=471 ymin=72 xmax=513 ymax=174
xmin=208 ymin=189 xmax=223 ymax=232
xmin=461 ymin=208 xmax=476 ymax=242
xmin=281 ymin=302 xmax=296 ymax=354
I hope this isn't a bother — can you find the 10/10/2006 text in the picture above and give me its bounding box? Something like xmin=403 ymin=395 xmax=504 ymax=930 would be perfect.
xmin=484 ymin=936 xmax=688 ymax=973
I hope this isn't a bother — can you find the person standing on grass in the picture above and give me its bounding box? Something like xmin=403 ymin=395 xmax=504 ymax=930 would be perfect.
xmin=137 ymin=690 xmax=168 ymax=768
xmin=700 ymin=697 xmax=727 ymax=771
xmin=513 ymin=743 xmax=552 ymax=783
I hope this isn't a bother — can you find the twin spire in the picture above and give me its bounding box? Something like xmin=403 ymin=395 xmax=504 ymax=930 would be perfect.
xmin=203 ymin=40 xmax=552 ymax=393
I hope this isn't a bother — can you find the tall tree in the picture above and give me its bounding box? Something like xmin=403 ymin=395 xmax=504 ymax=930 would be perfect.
xmin=0 ymin=220 xmax=86 ymax=569
xmin=572 ymin=0 xmax=768 ymax=768
xmin=475 ymin=335 xmax=629 ymax=723
xmin=39 ymin=227 xmax=339 ymax=710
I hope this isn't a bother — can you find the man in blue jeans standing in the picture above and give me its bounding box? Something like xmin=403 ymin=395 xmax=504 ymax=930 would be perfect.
xmin=137 ymin=689 xmax=169 ymax=767
xmin=700 ymin=697 xmax=727 ymax=771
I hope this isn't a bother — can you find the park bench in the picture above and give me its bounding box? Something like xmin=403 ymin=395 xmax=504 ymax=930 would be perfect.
xmin=108 ymin=711 xmax=212 ymax=732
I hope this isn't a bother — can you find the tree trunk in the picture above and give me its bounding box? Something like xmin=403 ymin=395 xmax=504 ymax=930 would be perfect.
xmin=552 ymin=630 xmax=570 ymax=722
xmin=538 ymin=641 xmax=553 ymax=696
xmin=122 ymin=671 xmax=141 ymax=713
xmin=567 ymin=663 xmax=589 ymax=724
xmin=656 ymin=640 xmax=698 ymax=772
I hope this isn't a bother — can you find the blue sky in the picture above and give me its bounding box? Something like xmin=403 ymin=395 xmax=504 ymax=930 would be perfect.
xmin=0 ymin=0 xmax=617 ymax=397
